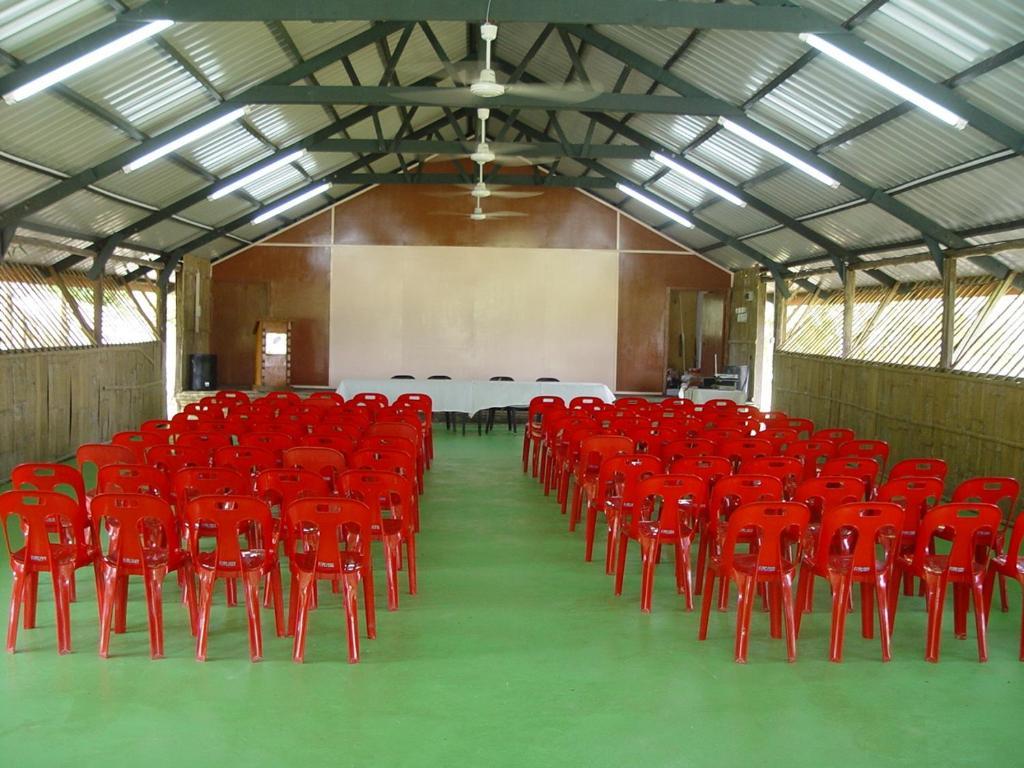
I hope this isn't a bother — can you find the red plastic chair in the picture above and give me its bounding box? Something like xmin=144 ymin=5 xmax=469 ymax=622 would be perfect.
xmin=888 ymin=458 xmax=948 ymax=483
xmin=795 ymin=502 xmax=902 ymax=662
xmin=706 ymin=398 xmax=739 ymax=412
xmin=876 ymin=476 xmax=945 ymax=598
xmin=213 ymin=446 xmax=277 ymax=477
xmin=173 ymin=466 xmax=251 ymax=507
xmin=359 ymin=434 xmax=423 ymax=492
xmin=523 ymin=396 xmax=565 ymax=476
xmin=96 ymin=464 xmax=170 ymax=499
xmin=184 ymin=496 xmax=284 ymax=661
xmin=740 ymin=457 xmax=803 ymax=500
xmin=308 ymin=391 xmax=345 ymax=404
xmin=820 ymin=457 xmax=880 ymax=498
xmin=91 ymin=493 xmax=196 ymax=658
xmin=194 ymin=421 xmax=234 ymax=436
xmin=760 ymin=428 xmax=799 ymax=455
xmin=667 ymin=456 xmax=733 ymax=490
xmin=784 ymin=439 xmax=836 ymax=481
xmin=985 ymin=515 xmax=1024 ymax=659
xmin=786 ymin=418 xmax=814 ymax=439
xmin=614 ymin=474 xmax=706 ymax=612
xmin=549 ymin=424 xmax=599 ymax=508
xmin=661 ymin=438 xmax=715 ymax=464
xmin=146 ymin=444 xmax=211 ymax=475
xmin=262 ymin=391 xmax=301 ymax=405
xmin=254 ymin=468 xmax=330 ymax=513
xmin=837 ymin=440 xmax=891 ymax=474
xmin=540 ymin=419 xmax=593 ymax=497
xmin=141 ymin=419 xmax=174 ymax=436
xmin=794 ymin=476 xmax=866 ymax=525
xmin=301 ymin=433 xmax=357 ymax=456
xmin=953 ymin=476 xmax=1020 ymax=612
xmin=698 ymin=475 xmax=785 ymax=600
xmin=814 ymin=427 xmax=855 ymax=445
xmin=891 ymin=503 xmax=1000 ymax=662
xmin=702 ymin=428 xmax=743 ymax=446
xmin=1 ymin=491 xmax=99 ymax=654
xmin=584 ymin=453 xmax=663 ymax=571
xmin=170 ymin=413 xmax=201 ymax=432
xmin=698 ymin=501 xmax=809 ymax=663
xmin=716 ymin=438 xmax=773 ymax=470
xmin=568 ymin=435 xmax=634 ymax=531
xmin=283 ymin=497 xmax=375 ymax=663
xmin=112 ymin=431 xmax=167 ymax=462
xmin=175 ymin=432 xmax=233 ymax=450
xmin=282 ymin=447 xmax=347 ymax=492
xmin=239 ymin=431 xmax=293 ymax=456
xmin=213 ymin=389 xmax=250 ymax=405
xmin=350 ymin=392 xmax=389 ymax=409
xmin=337 ymin=469 xmax=418 ymax=610
xmin=390 ymin=395 xmax=434 ymax=464
xmin=76 ymin=444 xmax=137 ymax=494
xmin=9 ymin=464 xmax=89 ymax=551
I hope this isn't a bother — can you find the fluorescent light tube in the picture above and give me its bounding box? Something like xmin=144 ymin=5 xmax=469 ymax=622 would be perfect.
xmin=801 ymin=33 xmax=967 ymax=130
xmin=651 ymin=151 xmax=746 ymax=207
xmin=122 ymin=108 xmax=247 ymax=173
xmin=252 ymin=183 xmax=331 ymax=224
xmin=616 ymin=183 xmax=694 ymax=228
xmin=718 ymin=117 xmax=840 ymax=188
xmin=209 ymin=150 xmax=306 ymax=200
xmin=3 ymin=20 xmax=174 ymax=104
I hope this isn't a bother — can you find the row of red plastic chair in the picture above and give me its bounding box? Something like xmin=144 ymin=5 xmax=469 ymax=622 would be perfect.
xmin=2 ymin=390 xmax=436 ymax=662
xmin=520 ymin=395 xmax=1023 ymax=663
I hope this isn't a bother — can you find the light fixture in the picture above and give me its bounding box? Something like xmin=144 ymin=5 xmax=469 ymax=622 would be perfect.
xmin=3 ymin=20 xmax=174 ymax=104
xmin=122 ymin=107 xmax=247 ymax=173
xmin=800 ymin=33 xmax=967 ymax=130
xmin=650 ymin=151 xmax=746 ymax=207
xmin=616 ymin=183 xmax=694 ymax=228
xmin=208 ymin=149 xmax=306 ymax=200
xmin=718 ymin=117 xmax=840 ymax=188
xmin=251 ymin=182 xmax=331 ymax=224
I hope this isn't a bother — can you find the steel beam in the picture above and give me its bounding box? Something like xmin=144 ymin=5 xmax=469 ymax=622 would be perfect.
xmin=125 ymin=0 xmax=838 ymax=32
xmin=322 ymin=172 xmax=614 ymax=188
xmin=316 ymin=138 xmax=649 ymax=159
xmin=233 ymin=85 xmax=744 ymax=116
xmin=0 ymin=21 xmax=406 ymax=230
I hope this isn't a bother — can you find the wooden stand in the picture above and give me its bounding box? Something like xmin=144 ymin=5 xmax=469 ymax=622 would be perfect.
xmin=253 ymin=320 xmax=291 ymax=389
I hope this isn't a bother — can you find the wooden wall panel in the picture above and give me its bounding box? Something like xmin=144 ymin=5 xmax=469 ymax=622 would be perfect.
xmin=618 ymin=216 xmax=684 ymax=252
xmin=333 ymin=184 xmax=617 ymax=250
xmin=773 ymin=353 xmax=1024 ymax=489
xmin=211 ymin=246 xmax=330 ymax=386
xmin=0 ymin=343 xmax=164 ymax=480
xmin=265 ymin=210 xmax=333 ymax=245
xmin=617 ymin=252 xmax=732 ymax=392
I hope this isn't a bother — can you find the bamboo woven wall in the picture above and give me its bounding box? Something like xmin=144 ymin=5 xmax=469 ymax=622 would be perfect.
xmin=0 ymin=342 xmax=164 ymax=480
xmin=773 ymin=352 xmax=1024 ymax=489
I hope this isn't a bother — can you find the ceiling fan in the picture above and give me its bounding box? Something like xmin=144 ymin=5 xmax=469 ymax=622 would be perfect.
xmin=427 ymin=162 xmax=544 ymax=200
xmin=395 ymin=22 xmax=598 ymax=107
xmin=432 ymin=201 xmax=528 ymax=222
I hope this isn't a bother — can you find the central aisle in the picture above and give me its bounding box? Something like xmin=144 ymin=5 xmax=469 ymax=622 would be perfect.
xmin=0 ymin=429 xmax=1019 ymax=767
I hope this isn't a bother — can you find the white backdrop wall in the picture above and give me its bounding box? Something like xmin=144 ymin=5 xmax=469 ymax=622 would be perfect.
xmin=329 ymin=245 xmax=619 ymax=384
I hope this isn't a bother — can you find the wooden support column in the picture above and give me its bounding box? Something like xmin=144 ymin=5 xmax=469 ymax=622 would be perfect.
xmin=93 ymin=277 xmax=104 ymax=347
xmin=939 ymin=256 xmax=956 ymax=371
xmin=773 ymin=282 xmax=788 ymax=349
xmin=842 ymin=275 xmax=855 ymax=358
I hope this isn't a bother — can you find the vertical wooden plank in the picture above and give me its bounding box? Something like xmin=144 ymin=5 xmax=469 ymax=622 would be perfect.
xmin=93 ymin=278 xmax=104 ymax=347
xmin=842 ymin=275 xmax=855 ymax=358
xmin=939 ymin=257 xmax=956 ymax=371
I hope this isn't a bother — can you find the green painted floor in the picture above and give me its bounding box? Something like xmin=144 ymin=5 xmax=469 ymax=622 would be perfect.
xmin=2 ymin=430 xmax=1022 ymax=767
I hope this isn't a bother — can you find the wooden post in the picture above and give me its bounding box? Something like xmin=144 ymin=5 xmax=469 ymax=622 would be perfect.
xmin=842 ymin=275 xmax=855 ymax=358
xmin=939 ymin=256 xmax=956 ymax=371
xmin=773 ymin=283 xmax=788 ymax=349
xmin=93 ymin=277 xmax=103 ymax=347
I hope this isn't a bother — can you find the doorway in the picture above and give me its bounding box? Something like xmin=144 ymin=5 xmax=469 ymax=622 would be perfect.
xmin=665 ymin=289 xmax=725 ymax=392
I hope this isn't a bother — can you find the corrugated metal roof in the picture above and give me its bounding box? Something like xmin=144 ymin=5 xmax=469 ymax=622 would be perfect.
xmin=894 ymin=156 xmax=1024 ymax=230
xmin=0 ymin=0 xmax=1021 ymax=286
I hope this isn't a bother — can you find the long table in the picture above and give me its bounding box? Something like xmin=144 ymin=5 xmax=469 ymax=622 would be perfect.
xmin=335 ymin=379 xmax=615 ymax=415
xmin=684 ymin=388 xmax=747 ymax=405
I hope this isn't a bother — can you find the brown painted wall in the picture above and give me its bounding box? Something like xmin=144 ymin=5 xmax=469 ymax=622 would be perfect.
xmin=211 ymin=169 xmax=731 ymax=391
xmin=211 ymin=245 xmax=330 ymax=386
xmin=616 ymin=252 xmax=732 ymax=392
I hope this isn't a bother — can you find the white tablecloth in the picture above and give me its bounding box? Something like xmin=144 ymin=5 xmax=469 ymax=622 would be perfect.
xmin=335 ymin=379 xmax=615 ymax=415
xmin=684 ymin=388 xmax=747 ymax=405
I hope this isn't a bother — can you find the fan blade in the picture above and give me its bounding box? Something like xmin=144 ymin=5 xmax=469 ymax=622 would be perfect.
xmin=488 ymin=153 xmax=559 ymax=167
xmin=504 ymin=82 xmax=601 ymax=104
xmin=429 ymin=211 xmax=471 ymax=217
xmin=484 ymin=211 xmax=529 ymax=218
xmin=423 ymin=187 xmax=478 ymax=198
xmin=389 ymin=87 xmax=470 ymax=106
xmin=488 ymin=190 xmax=544 ymax=199
xmin=448 ymin=63 xmax=483 ymax=87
